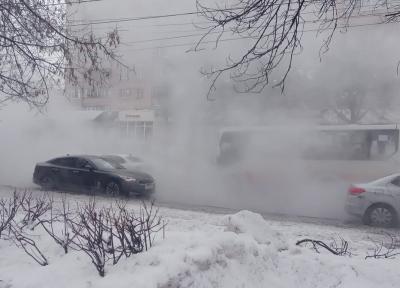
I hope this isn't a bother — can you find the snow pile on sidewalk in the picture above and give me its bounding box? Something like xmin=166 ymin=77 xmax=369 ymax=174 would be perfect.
xmin=1 ymin=204 xmax=400 ymax=288
xmin=222 ymin=210 xmax=288 ymax=248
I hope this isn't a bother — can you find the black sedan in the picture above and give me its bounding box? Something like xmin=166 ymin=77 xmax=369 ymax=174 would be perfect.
xmin=33 ymin=155 xmax=155 ymax=197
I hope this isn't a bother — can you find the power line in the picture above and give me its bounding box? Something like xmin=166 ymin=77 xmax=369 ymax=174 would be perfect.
xmin=64 ymin=9 xmax=398 ymax=48
xmin=117 ymin=20 xmax=399 ymax=52
xmin=119 ymin=10 xmax=393 ymax=46
xmin=69 ymin=11 xmax=391 ymax=47
xmin=68 ymin=11 xmax=201 ymax=27
xmin=121 ymin=32 xmax=209 ymax=45
xmin=50 ymin=0 xmax=104 ymax=5
xmin=2 ymin=0 xmax=104 ymax=7
xmin=67 ymin=1 xmax=400 ymax=27
xmin=67 ymin=11 xmax=385 ymax=35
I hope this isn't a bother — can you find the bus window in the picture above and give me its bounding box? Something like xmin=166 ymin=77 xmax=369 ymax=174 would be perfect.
xmin=217 ymin=125 xmax=399 ymax=165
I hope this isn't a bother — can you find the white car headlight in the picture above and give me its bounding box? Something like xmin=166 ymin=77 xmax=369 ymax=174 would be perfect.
xmin=120 ymin=176 xmax=137 ymax=182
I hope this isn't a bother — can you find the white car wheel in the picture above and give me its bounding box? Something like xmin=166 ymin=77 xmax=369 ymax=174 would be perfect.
xmin=366 ymin=205 xmax=396 ymax=227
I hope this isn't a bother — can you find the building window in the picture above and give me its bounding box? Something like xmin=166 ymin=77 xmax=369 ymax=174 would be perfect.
xmin=136 ymin=88 xmax=144 ymax=99
xmin=84 ymin=87 xmax=109 ymax=98
xmin=72 ymin=87 xmax=80 ymax=99
xmin=84 ymin=106 xmax=104 ymax=111
xmin=119 ymin=88 xmax=144 ymax=99
xmin=119 ymin=121 xmax=153 ymax=139
xmin=120 ymin=88 xmax=132 ymax=97
xmin=144 ymin=121 xmax=153 ymax=139
xmin=99 ymin=89 xmax=109 ymax=98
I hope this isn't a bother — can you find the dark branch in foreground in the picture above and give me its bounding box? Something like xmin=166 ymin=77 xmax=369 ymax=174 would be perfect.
xmin=296 ymin=238 xmax=351 ymax=256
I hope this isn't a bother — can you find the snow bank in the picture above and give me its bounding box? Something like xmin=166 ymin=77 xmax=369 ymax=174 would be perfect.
xmin=221 ymin=210 xmax=288 ymax=250
xmin=1 ymin=202 xmax=400 ymax=288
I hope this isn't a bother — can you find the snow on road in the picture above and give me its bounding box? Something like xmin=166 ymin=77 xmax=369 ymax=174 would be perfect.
xmin=1 ymin=188 xmax=400 ymax=288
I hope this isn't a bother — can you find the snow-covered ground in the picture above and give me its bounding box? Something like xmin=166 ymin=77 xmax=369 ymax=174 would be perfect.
xmin=1 ymin=188 xmax=400 ymax=288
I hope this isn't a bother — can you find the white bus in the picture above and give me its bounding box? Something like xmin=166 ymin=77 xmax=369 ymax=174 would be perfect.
xmin=217 ymin=124 xmax=400 ymax=183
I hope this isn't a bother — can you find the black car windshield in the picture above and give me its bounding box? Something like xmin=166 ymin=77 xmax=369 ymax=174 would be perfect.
xmin=91 ymin=158 xmax=125 ymax=170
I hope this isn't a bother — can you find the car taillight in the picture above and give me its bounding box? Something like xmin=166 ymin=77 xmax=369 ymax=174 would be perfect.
xmin=348 ymin=186 xmax=366 ymax=195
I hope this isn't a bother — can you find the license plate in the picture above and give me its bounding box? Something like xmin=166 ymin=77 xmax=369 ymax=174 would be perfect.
xmin=145 ymin=183 xmax=154 ymax=190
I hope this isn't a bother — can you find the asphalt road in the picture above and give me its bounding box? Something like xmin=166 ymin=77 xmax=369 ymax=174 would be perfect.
xmin=0 ymin=184 xmax=362 ymax=230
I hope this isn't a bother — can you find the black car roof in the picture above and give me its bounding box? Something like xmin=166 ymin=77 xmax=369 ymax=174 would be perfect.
xmin=49 ymin=155 xmax=102 ymax=161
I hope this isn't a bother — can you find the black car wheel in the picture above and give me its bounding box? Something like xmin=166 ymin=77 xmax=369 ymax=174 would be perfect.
xmin=40 ymin=175 xmax=56 ymax=190
xmin=363 ymin=204 xmax=397 ymax=227
xmin=105 ymin=181 xmax=121 ymax=197
xmin=137 ymin=192 xmax=155 ymax=201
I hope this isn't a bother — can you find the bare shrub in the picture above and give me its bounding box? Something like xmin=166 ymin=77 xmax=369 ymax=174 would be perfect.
xmin=104 ymin=200 xmax=166 ymax=265
xmin=103 ymin=203 xmax=144 ymax=265
xmin=2 ymin=191 xmax=50 ymax=266
xmin=19 ymin=192 xmax=52 ymax=230
xmin=68 ymin=199 xmax=166 ymax=277
xmin=8 ymin=224 xmax=49 ymax=266
xmin=140 ymin=200 xmax=166 ymax=251
xmin=68 ymin=199 xmax=108 ymax=277
xmin=0 ymin=192 xmax=166 ymax=276
xmin=38 ymin=193 xmax=77 ymax=254
xmin=365 ymin=232 xmax=400 ymax=259
xmin=0 ymin=191 xmax=23 ymax=238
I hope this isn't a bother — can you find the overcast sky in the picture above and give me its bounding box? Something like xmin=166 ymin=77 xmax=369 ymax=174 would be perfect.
xmin=67 ymin=0 xmax=400 ymax=97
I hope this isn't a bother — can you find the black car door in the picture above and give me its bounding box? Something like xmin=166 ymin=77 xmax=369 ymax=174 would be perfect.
xmin=60 ymin=157 xmax=81 ymax=189
xmin=68 ymin=158 xmax=97 ymax=191
xmin=49 ymin=157 xmax=77 ymax=188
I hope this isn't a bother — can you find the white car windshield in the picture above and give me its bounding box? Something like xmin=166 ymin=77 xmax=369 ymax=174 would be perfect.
xmin=368 ymin=174 xmax=399 ymax=186
xmin=91 ymin=158 xmax=123 ymax=170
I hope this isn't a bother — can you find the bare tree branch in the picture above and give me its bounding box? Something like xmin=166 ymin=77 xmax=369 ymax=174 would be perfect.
xmin=0 ymin=0 xmax=125 ymax=108
xmin=196 ymin=0 xmax=399 ymax=96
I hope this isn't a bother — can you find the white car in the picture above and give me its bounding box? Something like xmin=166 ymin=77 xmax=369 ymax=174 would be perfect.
xmin=346 ymin=174 xmax=400 ymax=227
xmin=101 ymin=154 xmax=150 ymax=172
